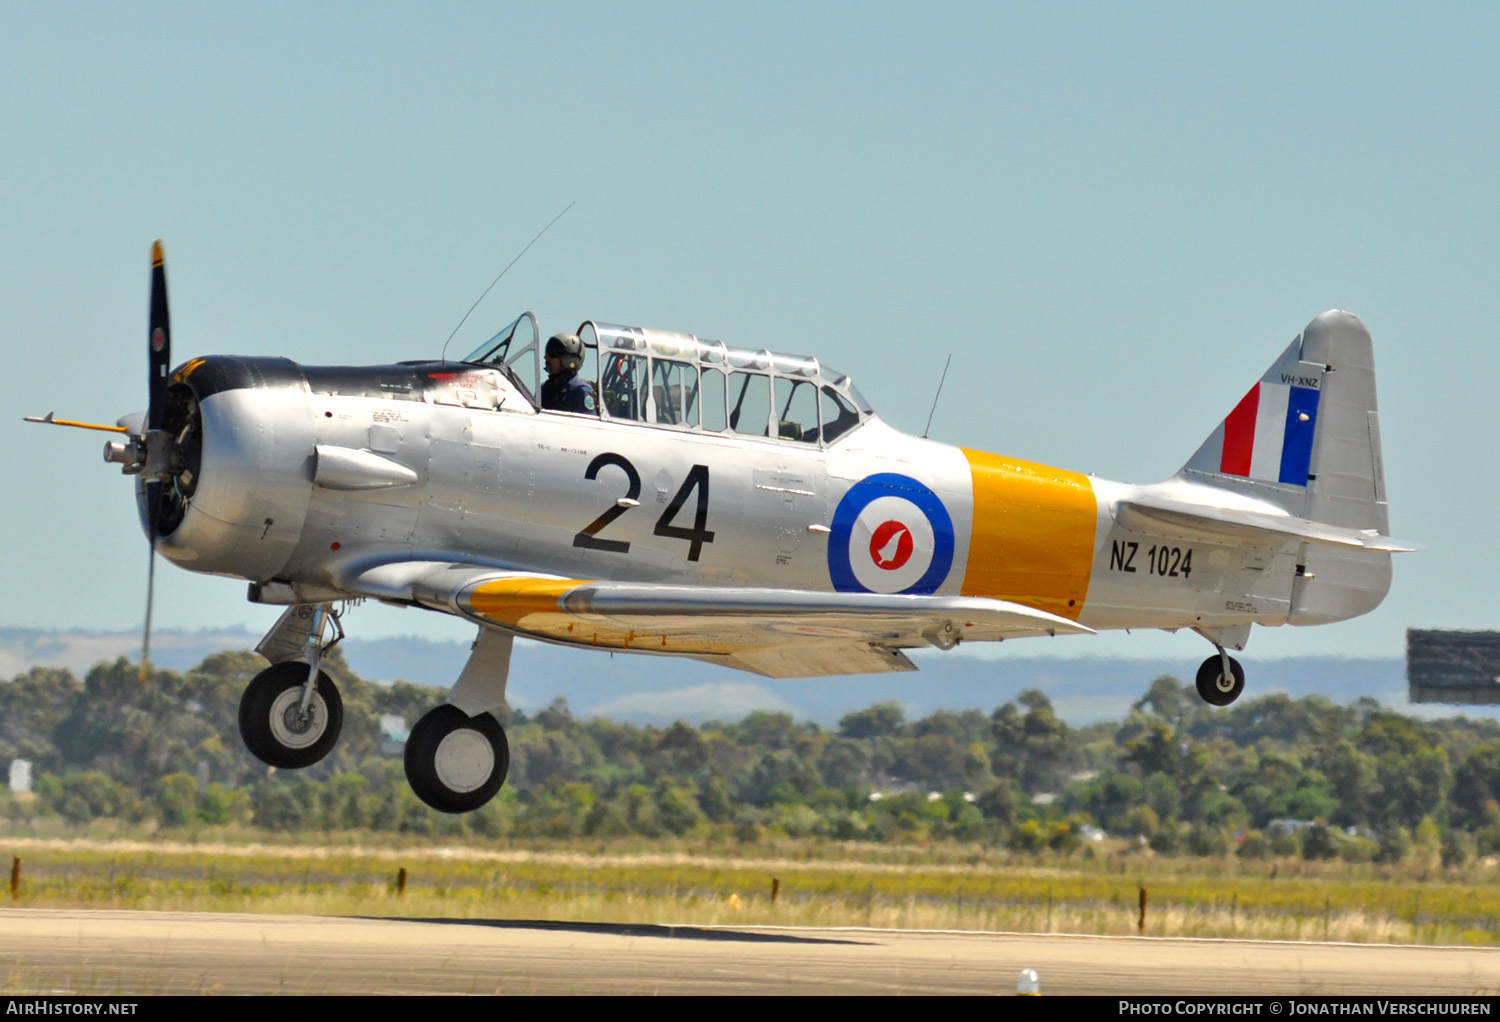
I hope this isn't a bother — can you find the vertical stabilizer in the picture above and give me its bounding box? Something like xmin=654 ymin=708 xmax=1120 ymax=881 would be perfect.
xmin=1178 ymin=311 xmax=1393 ymax=624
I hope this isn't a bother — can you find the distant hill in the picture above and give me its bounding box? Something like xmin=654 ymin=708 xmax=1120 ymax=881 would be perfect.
xmin=2 ymin=625 xmax=1465 ymax=728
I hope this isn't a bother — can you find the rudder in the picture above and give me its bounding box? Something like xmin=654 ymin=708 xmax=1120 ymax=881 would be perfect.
xmin=1291 ymin=310 xmax=1392 ymax=624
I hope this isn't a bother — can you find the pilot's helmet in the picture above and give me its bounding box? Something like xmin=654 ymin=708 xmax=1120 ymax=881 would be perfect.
xmin=545 ymin=332 xmax=584 ymax=373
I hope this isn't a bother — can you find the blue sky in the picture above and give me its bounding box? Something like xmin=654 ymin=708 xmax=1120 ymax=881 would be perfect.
xmin=3 ymin=3 xmax=1495 ymax=663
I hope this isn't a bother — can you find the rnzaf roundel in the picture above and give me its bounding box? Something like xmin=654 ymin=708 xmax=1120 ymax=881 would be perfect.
xmin=828 ymin=473 xmax=955 ymax=594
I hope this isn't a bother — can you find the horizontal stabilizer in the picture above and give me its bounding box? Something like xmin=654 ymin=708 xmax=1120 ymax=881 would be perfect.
xmin=1118 ymin=494 xmax=1420 ymax=553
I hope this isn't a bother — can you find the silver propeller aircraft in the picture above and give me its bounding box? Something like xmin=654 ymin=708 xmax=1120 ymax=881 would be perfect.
xmin=28 ymin=244 xmax=1416 ymax=813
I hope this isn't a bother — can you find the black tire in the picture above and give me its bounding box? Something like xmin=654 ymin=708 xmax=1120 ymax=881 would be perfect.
xmin=1195 ymin=654 xmax=1246 ymax=707
xmin=404 ymin=704 xmax=510 ymax=814
xmin=238 ymin=662 xmax=343 ymax=768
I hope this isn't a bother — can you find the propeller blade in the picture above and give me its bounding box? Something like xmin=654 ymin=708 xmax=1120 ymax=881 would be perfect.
xmin=142 ymin=240 xmax=169 ymax=681
xmin=148 ymin=240 xmax=170 ymax=432
xmin=140 ymin=534 xmax=156 ymax=682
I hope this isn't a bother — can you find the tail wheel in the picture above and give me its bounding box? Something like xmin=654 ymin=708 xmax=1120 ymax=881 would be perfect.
xmin=1195 ymin=654 xmax=1245 ymax=707
xmin=238 ymin=662 xmax=343 ymax=768
xmin=404 ymin=704 xmax=510 ymax=814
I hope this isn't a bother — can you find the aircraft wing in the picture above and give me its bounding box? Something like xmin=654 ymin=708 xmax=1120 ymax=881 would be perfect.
xmin=344 ymin=562 xmax=1094 ymax=678
xmin=1117 ymin=495 xmax=1421 ymax=553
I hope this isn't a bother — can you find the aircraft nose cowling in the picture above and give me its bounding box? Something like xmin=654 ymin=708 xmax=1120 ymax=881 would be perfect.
xmin=149 ymin=387 xmax=315 ymax=581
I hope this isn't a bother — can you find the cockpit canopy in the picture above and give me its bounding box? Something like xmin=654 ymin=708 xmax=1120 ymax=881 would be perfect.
xmin=463 ymin=312 xmax=874 ymax=445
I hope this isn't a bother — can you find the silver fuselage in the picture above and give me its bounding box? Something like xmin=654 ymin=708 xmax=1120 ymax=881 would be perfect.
xmin=146 ymin=354 xmax=1391 ymax=643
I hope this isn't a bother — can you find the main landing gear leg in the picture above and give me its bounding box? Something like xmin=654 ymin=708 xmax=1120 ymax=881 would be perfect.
xmin=240 ymin=604 xmax=346 ymax=767
xmin=405 ymin=628 xmax=514 ymax=814
xmin=1192 ymin=625 xmax=1247 ymax=707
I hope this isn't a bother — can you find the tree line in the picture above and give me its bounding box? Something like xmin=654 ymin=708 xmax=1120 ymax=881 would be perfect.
xmin=3 ymin=650 xmax=1500 ymax=863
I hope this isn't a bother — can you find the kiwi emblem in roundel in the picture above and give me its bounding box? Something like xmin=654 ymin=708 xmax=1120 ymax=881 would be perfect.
xmin=827 ymin=473 xmax=955 ymax=594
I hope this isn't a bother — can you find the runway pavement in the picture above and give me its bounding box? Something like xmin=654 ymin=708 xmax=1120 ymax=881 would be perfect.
xmin=1 ymin=908 xmax=1496 ymax=995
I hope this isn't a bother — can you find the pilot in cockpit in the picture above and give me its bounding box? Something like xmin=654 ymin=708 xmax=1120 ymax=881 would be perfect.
xmin=540 ymin=333 xmax=598 ymax=415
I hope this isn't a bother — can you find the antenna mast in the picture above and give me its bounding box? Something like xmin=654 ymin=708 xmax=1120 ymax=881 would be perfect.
xmin=922 ymin=353 xmax=953 ymax=439
xmin=440 ymin=201 xmax=575 ymax=362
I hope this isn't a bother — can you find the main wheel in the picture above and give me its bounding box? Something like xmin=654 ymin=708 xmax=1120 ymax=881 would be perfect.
xmin=238 ymin=662 xmax=343 ymax=768
xmin=404 ymin=704 xmax=510 ymax=814
xmin=1195 ymin=654 xmax=1246 ymax=707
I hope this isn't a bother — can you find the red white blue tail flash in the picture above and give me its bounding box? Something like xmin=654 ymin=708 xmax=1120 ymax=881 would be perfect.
xmin=1219 ymin=378 xmax=1321 ymax=485
xmin=1183 ymin=335 xmax=1326 ymax=488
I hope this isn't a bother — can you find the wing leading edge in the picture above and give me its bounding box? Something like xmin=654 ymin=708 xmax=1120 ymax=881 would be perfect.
xmin=343 ymin=562 xmax=1094 ymax=678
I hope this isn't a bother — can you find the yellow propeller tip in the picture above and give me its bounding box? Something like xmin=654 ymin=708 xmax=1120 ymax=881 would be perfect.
xmin=151 ymin=240 xmax=164 ymax=267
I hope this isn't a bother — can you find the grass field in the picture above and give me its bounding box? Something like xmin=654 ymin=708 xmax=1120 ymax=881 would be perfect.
xmin=4 ymin=833 xmax=1499 ymax=946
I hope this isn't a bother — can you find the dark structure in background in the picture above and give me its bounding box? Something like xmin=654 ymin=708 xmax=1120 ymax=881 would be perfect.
xmin=1407 ymin=629 xmax=1500 ymax=705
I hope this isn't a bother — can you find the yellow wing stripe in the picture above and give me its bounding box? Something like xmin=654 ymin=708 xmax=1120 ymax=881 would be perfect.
xmin=960 ymin=448 xmax=1097 ymax=621
xmin=467 ymin=577 xmax=584 ymax=628
xmin=466 ymin=576 xmax=737 ymax=654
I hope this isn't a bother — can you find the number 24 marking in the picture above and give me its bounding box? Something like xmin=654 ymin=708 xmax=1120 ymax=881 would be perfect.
xmin=573 ymin=453 xmax=716 ymax=561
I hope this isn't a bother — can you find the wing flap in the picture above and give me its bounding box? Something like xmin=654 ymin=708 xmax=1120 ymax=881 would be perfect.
xmin=718 ymin=645 xmax=918 ymax=678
